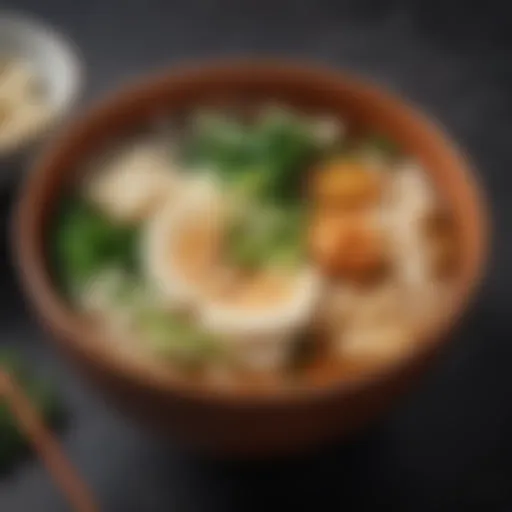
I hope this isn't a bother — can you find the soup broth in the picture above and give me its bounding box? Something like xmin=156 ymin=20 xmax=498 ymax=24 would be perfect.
xmin=49 ymin=104 xmax=458 ymax=392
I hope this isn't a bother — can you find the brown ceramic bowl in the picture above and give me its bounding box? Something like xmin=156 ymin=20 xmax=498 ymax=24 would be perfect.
xmin=13 ymin=60 xmax=489 ymax=458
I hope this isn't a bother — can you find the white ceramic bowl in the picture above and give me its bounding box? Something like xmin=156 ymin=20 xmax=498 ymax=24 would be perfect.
xmin=0 ymin=12 xmax=83 ymax=184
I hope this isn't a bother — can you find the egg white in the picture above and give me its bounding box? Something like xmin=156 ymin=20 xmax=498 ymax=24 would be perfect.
xmin=141 ymin=172 xmax=224 ymax=309
xmin=197 ymin=267 xmax=324 ymax=370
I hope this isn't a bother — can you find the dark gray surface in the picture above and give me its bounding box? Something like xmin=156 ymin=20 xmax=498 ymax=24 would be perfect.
xmin=0 ymin=1 xmax=510 ymax=510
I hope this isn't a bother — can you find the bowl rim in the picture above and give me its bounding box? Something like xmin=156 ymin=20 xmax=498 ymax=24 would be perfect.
xmin=0 ymin=10 xmax=85 ymax=158
xmin=12 ymin=58 xmax=491 ymax=407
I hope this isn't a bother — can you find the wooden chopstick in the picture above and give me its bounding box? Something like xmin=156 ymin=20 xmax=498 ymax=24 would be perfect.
xmin=0 ymin=370 xmax=99 ymax=512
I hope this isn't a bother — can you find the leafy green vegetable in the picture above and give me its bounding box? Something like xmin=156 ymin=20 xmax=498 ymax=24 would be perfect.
xmin=182 ymin=109 xmax=325 ymax=206
xmin=51 ymin=198 xmax=139 ymax=293
xmin=225 ymin=218 xmax=263 ymax=270
xmin=269 ymin=240 xmax=304 ymax=268
xmin=228 ymin=167 xmax=273 ymax=205
xmin=182 ymin=113 xmax=252 ymax=175
xmin=0 ymin=349 xmax=65 ymax=473
xmin=225 ymin=205 xmax=305 ymax=270
xmin=248 ymin=110 xmax=319 ymax=203
xmin=137 ymin=310 xmax=219 ymax=369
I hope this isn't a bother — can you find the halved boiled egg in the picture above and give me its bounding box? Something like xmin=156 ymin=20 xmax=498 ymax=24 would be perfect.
xmin=198 ymin=267 xmax=324 ymax=370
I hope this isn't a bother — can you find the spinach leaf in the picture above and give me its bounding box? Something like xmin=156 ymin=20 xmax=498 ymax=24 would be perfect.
xmin=183 ymin=109 xmax=323 ymax=206
xmin=51 ymin=198 xmax=139 ymax=293
xmin=248 ymin=110 xmax=319 ymax=203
